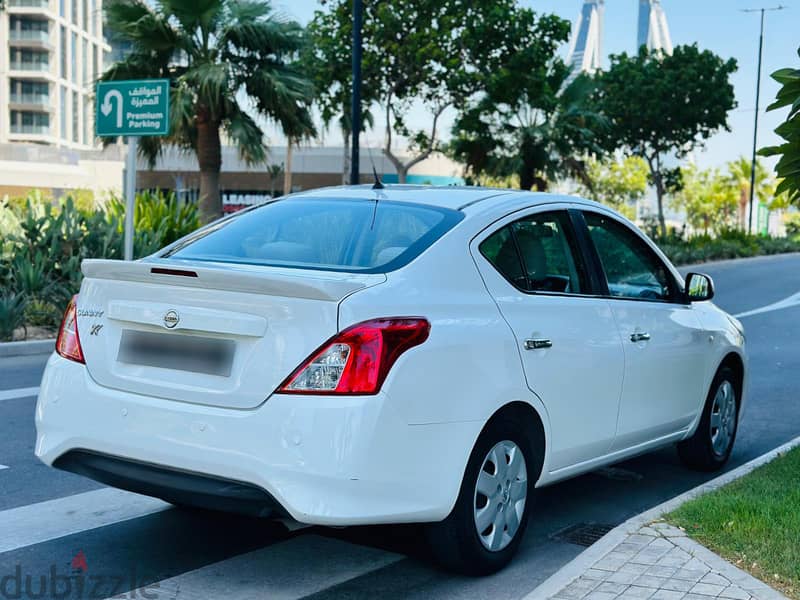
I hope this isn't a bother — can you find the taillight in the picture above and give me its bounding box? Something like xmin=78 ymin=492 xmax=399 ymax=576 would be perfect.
xmin=55 ymin=294 xmax=85 ymax=364
xmin=278 ymin=318 xmax=430 ymax=395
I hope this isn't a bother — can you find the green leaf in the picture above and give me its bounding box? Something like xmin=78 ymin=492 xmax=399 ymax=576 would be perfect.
xmin=771 ymin=67 xmax=800 ymax=85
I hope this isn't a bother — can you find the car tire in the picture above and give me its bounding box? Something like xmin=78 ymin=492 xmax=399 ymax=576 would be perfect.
xmin=678 ymin=366 xmax=739 ymax=472
xmin=424 ymin=414 xmax=541 ymax=575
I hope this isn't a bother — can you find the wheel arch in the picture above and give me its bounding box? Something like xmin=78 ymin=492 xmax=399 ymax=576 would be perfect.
xmin=686 ymin=350 xmax=747 ymax=440
xmin=718 ymin=351 xmax=745 ymax=397
xmin=480 ymin=401 xmax=547 ymax=484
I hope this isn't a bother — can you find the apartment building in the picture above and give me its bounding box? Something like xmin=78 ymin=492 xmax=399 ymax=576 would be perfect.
xmin=0 ymin=0 xmax=109 ymax=149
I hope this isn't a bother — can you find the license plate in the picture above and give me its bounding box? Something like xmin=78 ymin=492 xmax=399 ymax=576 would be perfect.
xmin=117 ymin=330 xmax=234 ymax=377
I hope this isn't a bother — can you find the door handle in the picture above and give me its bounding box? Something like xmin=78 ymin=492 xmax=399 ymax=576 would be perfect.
xmin=525 ymin=338 xmax=552 ymax=350
xmin=630 ymin=332 xmax=651 ymax=342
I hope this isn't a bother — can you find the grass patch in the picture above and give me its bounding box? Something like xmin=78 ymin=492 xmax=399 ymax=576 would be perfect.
xmin=666 ymin=446 xmax=800 ymax=598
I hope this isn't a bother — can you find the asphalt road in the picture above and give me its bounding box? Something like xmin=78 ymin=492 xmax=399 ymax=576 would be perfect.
xmin=0 ymin=253 xmax=798 ymax=600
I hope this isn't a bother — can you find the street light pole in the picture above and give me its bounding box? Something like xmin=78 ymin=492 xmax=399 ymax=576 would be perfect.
xmin=350 ymin=0 xmax=363 ymax=185
xmin=742 ymin=5 xmax=784 ymax=234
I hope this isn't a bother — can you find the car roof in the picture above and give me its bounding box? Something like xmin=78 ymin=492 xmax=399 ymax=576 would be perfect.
xmin=289 ymin=184 xmax=611 ymax=217
xmin=289 ymin=184 xmax=524 ymax=211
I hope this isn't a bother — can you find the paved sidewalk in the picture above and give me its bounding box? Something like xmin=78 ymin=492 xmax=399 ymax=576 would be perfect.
xmin=547 ymin=521 xmax=785 ymax=600
xmin=529 ymin=438 xmax=800 ymax=600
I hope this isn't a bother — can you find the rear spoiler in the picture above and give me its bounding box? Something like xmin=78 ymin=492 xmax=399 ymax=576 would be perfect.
xmin=81 ymin=259 xmax=386 ymax=302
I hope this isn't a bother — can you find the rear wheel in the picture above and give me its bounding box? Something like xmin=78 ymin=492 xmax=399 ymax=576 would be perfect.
xmin=678 ymin=366 xmax=739 ymax=471
xmin=425 ymin=415 xmax=541 ymax=575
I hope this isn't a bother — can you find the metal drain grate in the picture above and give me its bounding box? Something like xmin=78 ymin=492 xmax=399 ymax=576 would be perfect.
xmin=551 ymin=522 xmax=617 ymax=547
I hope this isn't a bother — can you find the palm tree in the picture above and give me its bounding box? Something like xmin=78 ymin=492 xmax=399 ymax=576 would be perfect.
xmin=102 ymin=0 xmax=316 ymax=223
xmin=451 ymin=69 xmax=607 ymax=192
xmin=727 ymin=157 xmax=771 ymax=230
xmin=528 ymin=73 xmax=609 ymax=192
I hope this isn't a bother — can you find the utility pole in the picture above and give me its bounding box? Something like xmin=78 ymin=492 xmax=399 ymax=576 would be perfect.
xmin=742 ymin=5 xmax=785 ymax=234
xmin=350 ymin=0 xmax=363 ymax=185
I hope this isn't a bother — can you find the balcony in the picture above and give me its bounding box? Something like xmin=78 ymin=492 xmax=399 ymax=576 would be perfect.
xmin=9 ymin=61 xmax=50 ymax=73
xmin=8 ymin=0 xmax=51 ymax=7
xmin=9 ymin=93 xmax=50 ymax=108
xmin=10 ymin=124 xmax=50 ymax=135
xmin=9 ymin=29 xmax=51 ymax=45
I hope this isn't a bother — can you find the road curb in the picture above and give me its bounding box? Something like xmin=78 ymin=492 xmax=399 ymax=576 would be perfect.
xmin=0 ymin=339 xmax=55 ymax=358
xmin=675 ymin=251 xmax=800 ymax=270
xmin=527 ymin=435 xmax=800 ymax=599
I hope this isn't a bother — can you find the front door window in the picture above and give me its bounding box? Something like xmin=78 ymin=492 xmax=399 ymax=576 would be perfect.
xmin=584 ymin=212 xmax=674 ymax=301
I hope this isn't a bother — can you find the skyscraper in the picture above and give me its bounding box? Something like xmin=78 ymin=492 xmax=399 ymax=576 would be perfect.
xmin=566 ymin=0 xmax=605 ymax=78
xmin=637 ymin=0 xmax=673 ymax=55
xmin=0 ymin=0 xmax=109 ymax=149
xmin=567 ymin=1 xmax=674 ymax=82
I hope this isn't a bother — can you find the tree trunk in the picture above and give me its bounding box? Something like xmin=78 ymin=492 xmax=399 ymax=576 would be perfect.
xmin=396 ymin=165 xmax=408 ymax=184
xmin=382 ymin=95 xmax=444 ymax=188
xmin=519 ymin=157 xmax=545 ymax=190
xmin=519 ymin=168 xmax=534 ymax=191
xmin=342 ymin=130 xmax=350 ymax=185
xmin=738 ymin=186 xmax=749 ymax=230
xmin=518 ymin=139 xmax=547 ymax=191
xmin=646 ymin=153 xmax=667 ymax=239
xmin=655 ymin=174 xmax=667 ymax=238
xmin=196 ymin=114 xmax=222 ymax=224
xmin=284 ymin=140 xmax=294 ymax=195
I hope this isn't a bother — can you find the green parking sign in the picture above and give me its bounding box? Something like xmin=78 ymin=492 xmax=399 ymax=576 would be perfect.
xmin=95 ymin=79 xmax=170 ymax=137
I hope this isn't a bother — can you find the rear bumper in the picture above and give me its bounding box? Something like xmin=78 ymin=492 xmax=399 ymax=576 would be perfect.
xmin=35 ymin=354 xmax=480 ymax=526
xmin=53 ymin=450 xmax=288 ymax=518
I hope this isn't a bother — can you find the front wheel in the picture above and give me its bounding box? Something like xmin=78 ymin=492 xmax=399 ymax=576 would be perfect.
xmin=424 ymin=415 xmax=541 ymax=575
xmin=678 ymin=366 xmax=740 ymax=471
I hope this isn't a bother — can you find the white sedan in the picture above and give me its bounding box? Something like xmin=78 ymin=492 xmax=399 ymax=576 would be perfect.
xmin=36 ymin=186 xmax=746 ymax=574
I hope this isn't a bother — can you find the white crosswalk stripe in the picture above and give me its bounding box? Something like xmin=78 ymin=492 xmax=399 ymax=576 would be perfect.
xmin=115 ymin=534 xmax=403 ymax=600
xmin=0 ymin=486 xmax=402 ymax=600
xmin=0 ymin=386 xmax=39 ymax=402
xmin=0 ymin=488 xmax=169 ymax=554
xmin=0 ymin=487 xmax=399 ymax=600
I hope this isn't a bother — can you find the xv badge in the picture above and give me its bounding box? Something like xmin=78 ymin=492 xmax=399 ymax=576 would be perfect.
xmin=90 ymin=324 xmax=103 ymax=336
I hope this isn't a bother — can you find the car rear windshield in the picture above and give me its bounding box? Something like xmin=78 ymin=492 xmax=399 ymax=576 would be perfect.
xmin=163 ymin=198 xmax=463 ymax=273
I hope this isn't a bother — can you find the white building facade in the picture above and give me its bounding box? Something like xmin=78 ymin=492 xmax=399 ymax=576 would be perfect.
xmin=0 ymin=0 xmax=109 ymax=149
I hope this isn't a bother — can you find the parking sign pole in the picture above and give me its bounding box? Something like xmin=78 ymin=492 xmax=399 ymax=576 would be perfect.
xmin=95 ymin=78 xmax=170 ymax=260
xmin=123 ymin=136 xmax=138 ymax=261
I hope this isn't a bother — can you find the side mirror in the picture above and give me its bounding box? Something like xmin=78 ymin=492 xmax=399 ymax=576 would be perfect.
xmin=685 ymin=272 xmax=714 ymax=302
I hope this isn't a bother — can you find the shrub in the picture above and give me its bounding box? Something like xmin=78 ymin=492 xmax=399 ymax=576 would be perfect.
xmin=24 ymin=298 xmax=62 ymax=328
xmin=11 ymin=251 xmax=52 ymax=297
xmin=0 ymin=293 xmax=27 ymax=342
xmin=103 ymin=191 xmax=201 ymax=258
xmin=656 ymin=228 xmax=800 ymax=265
xmin=785 ymin=213 xmax=800 ymax=237
xmin=0 ymin=189 xmax=200 ymax=340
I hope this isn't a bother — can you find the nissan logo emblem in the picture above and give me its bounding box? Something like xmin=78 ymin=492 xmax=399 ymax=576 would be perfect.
xmin=163 ymin=310 xmax=180 ymax=329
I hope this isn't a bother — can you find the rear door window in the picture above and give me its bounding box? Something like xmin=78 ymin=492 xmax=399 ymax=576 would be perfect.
xmin=480 ymin=211 xmax=589 ymax=294
xmin=164 ymin=198 xmax=463 ymax=273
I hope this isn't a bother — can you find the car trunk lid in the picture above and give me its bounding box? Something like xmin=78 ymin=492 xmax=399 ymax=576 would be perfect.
xmin=75 ymin=259 xmax=385 ymax=409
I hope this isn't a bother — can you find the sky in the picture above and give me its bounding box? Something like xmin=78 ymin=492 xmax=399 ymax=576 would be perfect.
xmin=271 ymin=0 xmax=799 ymax=171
